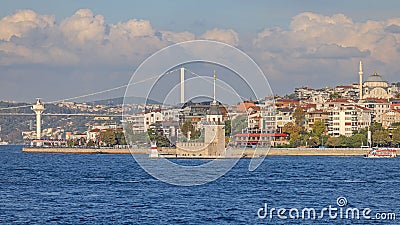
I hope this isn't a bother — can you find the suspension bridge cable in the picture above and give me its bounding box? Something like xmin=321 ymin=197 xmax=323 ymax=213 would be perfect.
xmin=0 ymin=68 xmax=181 ymax=111
xmin=184 ymin=68 xmax=250 ymax=101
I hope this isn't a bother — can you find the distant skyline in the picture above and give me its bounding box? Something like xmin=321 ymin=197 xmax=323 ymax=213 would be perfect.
xmin=1 ymin=1 xmax=400 ymax=102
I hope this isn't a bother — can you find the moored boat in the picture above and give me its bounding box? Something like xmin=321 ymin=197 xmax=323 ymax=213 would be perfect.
xmin=365 ymin=147 xmax=397 ymax=158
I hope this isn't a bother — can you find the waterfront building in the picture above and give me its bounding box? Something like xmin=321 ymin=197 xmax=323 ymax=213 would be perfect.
xmin=359 ymin=99 xmax=390 ymax=124
xmin=327 ymin=104 xmax=372 ymax=137
xmin=275 ymin=107 xmax=293 ymax=132
xmin=382 ymin=109 xmax=400 ymax=128
xmin=232 ymin=133 xmax=289 ymax=147
xmin=305 ymin=110 xmax=329 ymax=132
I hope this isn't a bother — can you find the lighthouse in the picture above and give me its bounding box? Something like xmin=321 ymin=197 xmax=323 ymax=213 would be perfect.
xmin=32 ymin=98 xmax=45 ymax=141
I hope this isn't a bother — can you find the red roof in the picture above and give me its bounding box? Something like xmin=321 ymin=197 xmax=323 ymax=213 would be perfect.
xmin=89 ymin=128 xmax=100 ymax=132
xmin=326 ymin=98 xmax=353 ymax=103
xmin=234 ymin=133 xmax=288 ymax=137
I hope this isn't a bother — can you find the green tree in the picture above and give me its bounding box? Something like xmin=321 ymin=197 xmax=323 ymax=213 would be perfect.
xmin=372 ymin=129 xmax=390 ymax=146
xmin=224 ymin=120 xmax=232 ymax=137
xmin=232 ymin=115 xmax=247 ymax=134
xmin=326 ymin=136 xmax=340 ymax=147
xmin=99 ymin=129 xmax=117 ymax=146
xmin=180 ymin=120 xmax=197 ymax=139
xmin=391 ymin=122 xmax=400 ymax=128
xmin=293 ymin=108 xmax=305 ymax=128
xmin=338 ymin=135 xmax=353 ymax=147
xmin=391 ymin=128 xmax=400 ymax=147
xmin=87 ymin=140 xmax=96 ymax=147
xmin=307 ymin=136 xmax=320 ymax=147
xmin=115 ymin=130 xmax=127 ymax=145
xmin=282 ymin=122 xmax=303 ymax=147
xmin=329 ymin=92 xmax=341 ymax=100
xmin=128 ymin=132 xmax=150 ymax=146
xmin=147 ymin=127 xmax=171 ymax=147
xmin=311 ymin=121 xmax=326 ymax=137
xmin=370 ymin=122 xmax=383 ymax=133
xmin=350 ymin=133 xmax=367 ymax=148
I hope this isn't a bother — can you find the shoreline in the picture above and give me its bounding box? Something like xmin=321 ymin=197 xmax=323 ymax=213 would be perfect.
xmin=22 ymin=147 xmax=400 ymax=157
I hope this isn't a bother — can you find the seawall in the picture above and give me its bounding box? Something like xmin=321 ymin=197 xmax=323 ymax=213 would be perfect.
xmin=21 ymin=147 xmax=393 ymax=157
xmin=22 ymin=147 xmax=148 ymax=154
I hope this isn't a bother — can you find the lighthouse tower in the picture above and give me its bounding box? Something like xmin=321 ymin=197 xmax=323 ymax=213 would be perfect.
xmin=32 ymin=98 xmax=45 ymax=141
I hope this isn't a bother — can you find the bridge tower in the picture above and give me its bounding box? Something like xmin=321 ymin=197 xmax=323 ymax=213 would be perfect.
xmin=32 ymin=98 xmax=45 ymax=140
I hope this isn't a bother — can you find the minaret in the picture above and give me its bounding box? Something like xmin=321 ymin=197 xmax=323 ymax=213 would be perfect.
xmin=32 ymin=98 xmax=45 ymax=140
xmin=359 ymin=60 xmax=363 ymax=100
xmin=180 ymin=67 xmax=185 ymax=104
xmin=213 ymin=70 xmax=216 ymax=104
xmin=207 ymin=70 xmax=222 ymax=124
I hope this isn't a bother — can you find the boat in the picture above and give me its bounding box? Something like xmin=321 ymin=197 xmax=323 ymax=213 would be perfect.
xmin=0 ymin=138 xmax=8 ymax=145
xmin=365 ymin=147 xmax=397 ymax=158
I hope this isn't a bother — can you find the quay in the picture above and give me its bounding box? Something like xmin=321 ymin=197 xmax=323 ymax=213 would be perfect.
xmin=22 ymin=147 xmax=400 ymax=157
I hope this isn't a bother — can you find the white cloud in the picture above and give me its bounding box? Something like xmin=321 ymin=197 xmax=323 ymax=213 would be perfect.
xmin=0 ymin=9 xmax=55 ymax=41
xmin=201 ymin=28 xmax=239 ymax=46
xmin=1 ymin=9 xmax=400 ymax=97
xmin=59 ymin=9 xmax=106 ymax=45
xmin=0 ymin=9 xmax=198 ymax=67
xmin=252 ymin=12 xmax=400 ymax=94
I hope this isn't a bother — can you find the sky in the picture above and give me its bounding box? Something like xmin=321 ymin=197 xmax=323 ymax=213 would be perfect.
xmin=1 ymin=0 xmax=400 ymax=102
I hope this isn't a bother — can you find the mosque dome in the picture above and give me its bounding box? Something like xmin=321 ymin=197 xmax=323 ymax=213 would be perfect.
xmin=364 ymin=70 xmax=385 ymax=83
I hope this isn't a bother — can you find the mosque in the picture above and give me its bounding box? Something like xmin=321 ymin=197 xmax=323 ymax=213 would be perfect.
xmin=358 ymin=61 xmax=395 ymax=100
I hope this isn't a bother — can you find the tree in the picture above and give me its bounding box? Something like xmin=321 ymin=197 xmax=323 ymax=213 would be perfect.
xmin=180 ymin=120 xmax=196 ymax=139
xmin=282 ymin=122 xmax=302 ymax=134
xmin=293 ymin=108 xmax=305 ymax=128
xmin=326 ymin=137 xmax=340 ymax=147
xmin=372 ymin=129 xmax=390 ymax=146
xmin=391 ymin=122 xmax=400 ymax=128
xmin=282 ymin=122 xmax=302 ymax=147
xmin=338 ymin=135 xmax=352 ymax=147
xmin=350 ymin=133 xmax=367 ymax=148
xmin=127 ymin=132 xmax=150 ymax=146
xmin=370 ymin=122 xmax=383 ymax=133
xmin=147 ymin=125 xmax=171 ymax=147
xmin=311 ymin=120 xmax=326 ymax=137
xmin=115 ymin=130 xmax=127 ymax=145
xmin=224 ymin=120 xmax=232 ymax=137
xmin=87 ymin=140 xmax=96 ymax=147
xmin=232 ymin=115 xmax=247 ymax=134
xmin=308 ymin=136 xmax=320 ymax=147
xmin=99 ymin=129 xmax=117 ymax=146
xmin=391 ymin=128 xmax=400 ymax=147
xmin=329 ymin=92 xmax=341 ymax=100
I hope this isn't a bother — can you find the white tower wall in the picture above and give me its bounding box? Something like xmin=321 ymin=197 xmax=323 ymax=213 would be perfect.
xmin=32 ymin=98 xmax=45 ymax=141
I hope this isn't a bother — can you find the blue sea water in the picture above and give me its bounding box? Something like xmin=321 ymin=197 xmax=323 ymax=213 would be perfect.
xmin=0 ymin=145 xmax=399 ymax=224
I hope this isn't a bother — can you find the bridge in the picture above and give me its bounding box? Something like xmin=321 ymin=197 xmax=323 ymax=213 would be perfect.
xmin=0 ymin=66 xmax=248 ymax=145
xmin=0 ymin=113 xmax=122 ymax=117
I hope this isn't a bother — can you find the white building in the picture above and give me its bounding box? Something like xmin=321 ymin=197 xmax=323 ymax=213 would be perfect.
xmin=328 ymin=104 xmax=372 ymax=137
xmin=359 ymin=99 xmax=390 ymax=124
xmin=275 ymin=108 xmax=293 ymax=132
